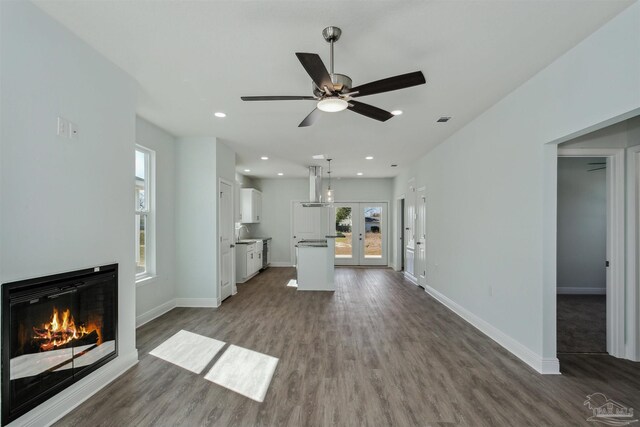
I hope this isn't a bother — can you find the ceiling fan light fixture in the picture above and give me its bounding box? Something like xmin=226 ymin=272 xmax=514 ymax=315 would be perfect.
xmin=317 ymin=97 xmax=348 ymax=113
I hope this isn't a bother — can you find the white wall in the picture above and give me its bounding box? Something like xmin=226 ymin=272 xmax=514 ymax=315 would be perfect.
xmin=1 ymin=0 xmax=138 ymax=422
xmin=175 ymin=137 xmax=218 ymax=305
xmin=392 ymin=2 xmax=640 ymax=373
xmin=135 ymin=117 xmax=177 ymax=325
xmin=561 ymin=116 xmax=640 ymax=148
xmin=251 ymin=177 xmax=393 ymax=264
xmin=556 ymin=157 xmax=606 ymax=292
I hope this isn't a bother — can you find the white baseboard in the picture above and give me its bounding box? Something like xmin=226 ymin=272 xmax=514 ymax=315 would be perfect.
xmin=557 ymin=286 xmax=606 ymax=295
xmin=424 ymin=284 xmax=560 ymax=375
xmin=136 ymin=299 xmax=177 ymax=328
xmin=174 ymin=298 xmax=218 ymax=308
xmin=10 ymin=350 xmax=139 ymax=427
xmin=403 ymin=271 xmax=418 ymax=286
xmin=270 ymin=262 xmax=293 ymax=267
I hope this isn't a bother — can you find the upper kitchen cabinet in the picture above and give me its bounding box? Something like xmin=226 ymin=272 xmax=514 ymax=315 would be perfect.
xmin=240 ymin=188 xmax=262 ymax=223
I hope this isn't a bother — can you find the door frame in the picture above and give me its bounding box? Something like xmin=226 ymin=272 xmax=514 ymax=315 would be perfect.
xmin=557 ymin=148 xmax=625 ymax=357
xmin=626 ymin=145 xmax=640 ymax=360
xmin=395 ymin=195 xmax=406 ymax=271
xmin=415 ymin=187 xmax=427 ymax=288
xmin=218 ymin=177 xmax=236 ymax=303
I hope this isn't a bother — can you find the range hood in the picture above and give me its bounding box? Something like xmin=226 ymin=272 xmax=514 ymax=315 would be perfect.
xmin=302 ymin=166 xmax=332 ymax=207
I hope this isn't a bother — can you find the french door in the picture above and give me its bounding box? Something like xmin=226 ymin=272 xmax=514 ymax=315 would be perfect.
xmin=332 ymin=202 xmax=387 ymax=266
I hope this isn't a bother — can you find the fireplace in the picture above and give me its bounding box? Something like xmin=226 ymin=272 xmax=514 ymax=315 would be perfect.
xmin=2 ymin=264 xmax=118 ymax=425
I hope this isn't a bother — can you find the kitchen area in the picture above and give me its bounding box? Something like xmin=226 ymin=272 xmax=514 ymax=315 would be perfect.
xmin=234 ymin=167 xmax=338 ymax=292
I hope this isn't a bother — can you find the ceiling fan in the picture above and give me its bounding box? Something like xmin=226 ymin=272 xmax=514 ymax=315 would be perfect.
xmin=241 ymin=26 xmax=426 ymax=127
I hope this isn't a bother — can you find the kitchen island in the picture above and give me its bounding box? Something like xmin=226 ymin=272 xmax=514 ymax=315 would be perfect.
xmin=295 ymin=237 xmax=336 ymax=291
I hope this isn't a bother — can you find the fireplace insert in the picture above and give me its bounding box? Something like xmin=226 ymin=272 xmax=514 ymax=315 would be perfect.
xmin=2 ymin=264 xmax=118 ymax=425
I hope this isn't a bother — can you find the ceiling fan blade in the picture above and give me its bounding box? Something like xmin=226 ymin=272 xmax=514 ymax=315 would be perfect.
xmin=241 ymin=96 xmax=316 ymax=101
xmin=347 ymin=100 xmax=394 ymax=122
xmin=348 ymin=71 xmax=426 ymax=98
xmin=587 ymin=162 xmax=606 ymax=165
xmin=299 ymin=108 xmax=322 ymax=127
xmin=588 ymin=167 xmax=606 ymax=171
xmin=295 ymin=53 xmax=334 ymax=93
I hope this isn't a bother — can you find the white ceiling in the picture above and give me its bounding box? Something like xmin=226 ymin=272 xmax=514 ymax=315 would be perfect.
xmin=34 ymin=0 xmax=632 ymax=178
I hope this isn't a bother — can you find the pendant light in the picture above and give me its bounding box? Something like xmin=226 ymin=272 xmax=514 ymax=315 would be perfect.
xmin=326 ymin=158 xmax=334 ymax=203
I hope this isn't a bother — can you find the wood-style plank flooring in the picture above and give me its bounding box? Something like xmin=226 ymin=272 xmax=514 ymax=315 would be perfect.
xmin=57 ymin=267 xmax=640 ymax=426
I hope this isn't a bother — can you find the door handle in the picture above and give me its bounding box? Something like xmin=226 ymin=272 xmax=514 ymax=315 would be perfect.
xmin=230 ymin=244 xmax=235 ymax=248
xmin=416 ymin=242 xmax=421 ymax=245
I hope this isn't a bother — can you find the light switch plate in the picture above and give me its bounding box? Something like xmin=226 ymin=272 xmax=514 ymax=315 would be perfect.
xmin=69 ymin=121 xmax=79 ymax=139
xmin=57 ymin=117 xmax=68 ymax=137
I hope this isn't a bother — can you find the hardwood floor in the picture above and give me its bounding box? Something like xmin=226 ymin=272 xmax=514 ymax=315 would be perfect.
xmin=557 ymin=295 xmax=606 ymax=353
xmin=56 ymin=267 xmax=640 ymax=426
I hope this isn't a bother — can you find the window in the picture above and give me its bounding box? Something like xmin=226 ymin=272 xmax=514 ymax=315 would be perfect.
xmin=135 ymin=145 xmax=155 ymax=280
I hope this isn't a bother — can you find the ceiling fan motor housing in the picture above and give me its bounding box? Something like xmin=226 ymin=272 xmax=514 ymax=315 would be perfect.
xmin=313 ymin=73 xmax=352 ymax=97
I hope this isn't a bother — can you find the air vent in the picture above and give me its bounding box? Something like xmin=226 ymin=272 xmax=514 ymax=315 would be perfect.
xmin=437 ymin=116 xmax=451 ymax=123
xmin=391 ymin=164 xmax=398 ymax=167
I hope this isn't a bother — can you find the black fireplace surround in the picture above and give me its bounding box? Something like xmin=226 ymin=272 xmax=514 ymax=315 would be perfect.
xmin=2 ymin=264 xmax=118 ymax=425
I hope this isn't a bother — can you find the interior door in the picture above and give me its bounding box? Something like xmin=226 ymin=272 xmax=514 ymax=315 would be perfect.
xmin=332 ymin=203 xmax=360 ymax=266
xmin=415 ymin=188 xmax=427 ymax=287
xmin=219 ymin=180 xmax=233 ymax=301
xmin=359 ymin=203 xmax=388 ymax=266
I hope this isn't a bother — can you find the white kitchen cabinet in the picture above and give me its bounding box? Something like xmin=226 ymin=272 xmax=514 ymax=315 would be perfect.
xmin=235 ymin=241 xmax=263 ymax=283
xmin=240 ymin=188 xmax=262 ymax=223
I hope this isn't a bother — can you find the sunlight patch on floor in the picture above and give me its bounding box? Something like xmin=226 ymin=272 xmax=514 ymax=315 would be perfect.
xmin=149 ymin=330 xmax=225 ymax=374
xmin=204 ymin=344 xmax=278 ymax=402
xmin=286 ymin=279 xmax=298 ymax=287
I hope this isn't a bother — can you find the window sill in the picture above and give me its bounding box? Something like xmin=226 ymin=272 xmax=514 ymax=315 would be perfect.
xmin=135 ymin=274 xmax=158 ymax=288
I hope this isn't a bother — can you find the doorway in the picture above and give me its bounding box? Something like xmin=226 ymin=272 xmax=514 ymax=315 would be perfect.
xmin=556 ymin=157 xmax=607 ymax=353
xmin=556 ymin=149 xmax=625 ymax=357
xmin=415 ymin=188 xmax=427 ymax=288
xmin=219 ymin=179 xmax=234 ymax=302
xmin=332 ymin=202 xmax=388 ymax=266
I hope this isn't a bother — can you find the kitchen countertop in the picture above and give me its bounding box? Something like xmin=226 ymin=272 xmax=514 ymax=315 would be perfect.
xmin=235 ymin=237 xmax=272 ymax=245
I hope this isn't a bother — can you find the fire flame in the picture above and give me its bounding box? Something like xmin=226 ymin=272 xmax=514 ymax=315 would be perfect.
xmin=32 ymin=307 xmax=101 ymax=352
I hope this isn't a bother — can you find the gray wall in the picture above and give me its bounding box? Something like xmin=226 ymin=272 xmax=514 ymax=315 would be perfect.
xmin=135 ymin=117 xmax=178 ymax=323
xmin=556 ymin=157 xmax=606 ymax=292
xmin=0 ymin=1 xmax=138 ymax=419
xmin=391 ymin=3 xmax=640 ymax=371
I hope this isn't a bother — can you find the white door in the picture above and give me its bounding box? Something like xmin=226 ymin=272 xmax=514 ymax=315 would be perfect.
xmin=359 ymin=203 xmax=388 ymax=266
xmin=405 ymin=180 xmax=417 ymax=277
xmin=332 ymin=203 xmax=359 ymax=266
xmin=291 ymin=202 xmax=327 ymax=265
xmin=219 ymin=180 xmax=233 ymax=301
xmin=415 ymin=188 xmax=427 ymax=287
xmin=331 ymin=202 xmax=388 ymax=266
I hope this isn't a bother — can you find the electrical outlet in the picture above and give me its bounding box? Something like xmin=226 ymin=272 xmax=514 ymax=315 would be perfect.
xmin=57 ymin=117 xmax=68 ymax=137
xmin=69 ymin=121 xmax=79 ymax=139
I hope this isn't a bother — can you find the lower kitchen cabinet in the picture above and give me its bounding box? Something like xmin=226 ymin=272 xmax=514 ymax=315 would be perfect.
xmin=236 ymin=241 xmax=263 ymax=283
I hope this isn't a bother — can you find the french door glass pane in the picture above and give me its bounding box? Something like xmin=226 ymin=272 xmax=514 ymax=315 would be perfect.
xmin=335 ymin=206 xmax=353 ymax=258
xmin=136 ymin=214 xmax=147 ymax=274
xmin=364 ymin=206 xmax=382 ymax=258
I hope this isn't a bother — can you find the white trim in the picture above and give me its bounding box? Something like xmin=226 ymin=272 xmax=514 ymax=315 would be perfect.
xmin=626 ymin=144 xmax=640 ymax=361
xmin=136 ymin=299 xmax=177 ymax=328
xmin=9 ymin=351 xmax=139 ymax=427
xmin=174 ymin=298 xmax=218 ymax=308
xmin=424 ymin=284 xmax=560 ymax=375
xmin=269 ymin=262 xmax=294 ymax=267
xmin=558 ymin=148 xmax=626 ymax=358
xmin=403 ymin=271 xmax=418 ymax=286
xmin=217 ymin=177 xmax=235 ymax=303
xmin=556 ymin=287 xmax=606 ymax=295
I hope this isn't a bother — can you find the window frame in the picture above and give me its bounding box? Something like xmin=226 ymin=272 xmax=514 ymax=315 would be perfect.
xmin=135 ymin=144 xmax=156 ymax=283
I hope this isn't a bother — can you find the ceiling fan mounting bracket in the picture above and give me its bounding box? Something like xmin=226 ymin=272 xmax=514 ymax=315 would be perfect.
xmin=322 ymin=26 xmax=342 ymax=43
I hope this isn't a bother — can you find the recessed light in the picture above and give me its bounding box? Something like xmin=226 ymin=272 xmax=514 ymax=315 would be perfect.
xmin=365 ymin=156 xmax=374 ymax=160
xmin=244 ymin=169 xmax=251 ymax=173
xmin=277 ymin=172 xmax=284 ymax=176
xmin=391 ymin=110 xmax=403 ymax=116
xmin=437 ymin=116 xmax=451 ymax=123
xmin=214 ymin=112 xmax=226 ymax=118
xmin=357 ymin=172 xmax=363 ymax=176
xmin=261 ymin=156 xmax=269 ymax=160
xmin=312 ymin=154 xmax=326 ymax=160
